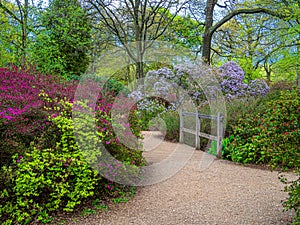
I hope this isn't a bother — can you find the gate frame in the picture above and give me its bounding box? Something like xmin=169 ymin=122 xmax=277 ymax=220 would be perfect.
xmin=179 ymin=108 xmax=224 ymax=158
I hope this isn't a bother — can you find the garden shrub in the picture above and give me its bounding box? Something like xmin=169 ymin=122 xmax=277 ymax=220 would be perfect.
xmin=224 ymin=88 xmax=300 ymax=223
xmin=0 ymin=99 xmax=101 ymax=224
xmin=247 ymin=79 xmax=270 ymax=97
xmin=280 ymin=168 xmax=300 ymax=225
xmin=0 ymin=68 xmax=145 ymax=224
xmin=160 ymin=110 xmax=180 ymax=142
xmin=0 ymin=67 xmax=77 ymax=167
xmin=218 ymin=61 xmax=248 ymax=100
xmin=132 ymin=97 xmax=168 ymax=130
xmin=217 ymin=61 xmax=270 ymax=100
xmin=0 ymin=94 xmax=145 ymax=224
xmin=227 ymin=90 xmax=300 ymax=167
xmin=128 ymin=65 xmax=207 ymax=133
xmin=270 ymin=80 xmax=294 ymax=92
xmin=225 ymin=96 xmax=267 ymax=136
xmin=224 ymin=80 xmax=296 ymax=137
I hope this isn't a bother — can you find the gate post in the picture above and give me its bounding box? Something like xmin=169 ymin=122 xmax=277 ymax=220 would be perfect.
xmin=216 ymin=112 xmax=223 ymax=158
xmin=195 ymin=111 xmax=200 ymax=150
xmin=179 ymin=107 xmax=184 ymax=143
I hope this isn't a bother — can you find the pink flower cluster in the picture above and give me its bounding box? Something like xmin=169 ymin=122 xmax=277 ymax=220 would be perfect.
xmin=0 ymin=67 xmax=77 ymax=123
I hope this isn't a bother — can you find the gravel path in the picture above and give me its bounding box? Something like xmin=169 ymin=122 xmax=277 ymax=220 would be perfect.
xmin=59 ymin=132 xmax=296 ymax=225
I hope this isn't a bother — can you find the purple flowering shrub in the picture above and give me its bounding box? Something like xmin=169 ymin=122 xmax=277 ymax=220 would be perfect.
xmin=128 ymin=65 xmax=206 ymax=131
xmin=218 ymin=61 xmax=270 ymax=100
xmin=247 ymin=79 xmax=270 ymax=97
xmin=218 ymin=61 xmax=248 ymax=100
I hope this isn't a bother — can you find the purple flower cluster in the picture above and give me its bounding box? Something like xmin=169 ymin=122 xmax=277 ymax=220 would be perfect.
xmin=247 ymin=79 xmax=270 ymax=97
xmin=218 ymin=61 xmax=248 ymax=100
xmin=218 ymin=61 xmax=270 ymax=100
xmin=129 ymin=64 xmax=205 ymax=112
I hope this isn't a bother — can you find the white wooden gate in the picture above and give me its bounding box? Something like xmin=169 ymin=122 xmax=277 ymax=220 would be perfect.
xmin=179 ymin=108 xmax=224 ymax=158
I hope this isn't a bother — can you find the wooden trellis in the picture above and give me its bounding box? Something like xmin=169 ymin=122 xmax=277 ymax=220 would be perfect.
xmin=179 ymin=108 xmax=224 ymax=158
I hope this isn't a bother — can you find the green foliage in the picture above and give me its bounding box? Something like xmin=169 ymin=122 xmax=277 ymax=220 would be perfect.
xmin=226 ymin=90 xmax=300 ymax=168
xmin=0 ymin=99 xmax=101 ymax=224
xmin=280 ymin=169 xmax=300 ymax=225
xmin=222 ymin=135 xmax=235 ymax=160
xmin=160 ymin=110 xmax=180 ymax=142
xmin=225 ymin=96 xmax=268 ymax=136
xmin=92 ymin=199 xmax=108 ymax=211
xmin=269 ymin=80 xmax=295 ymax=92
xmin=208 ymin=140 xmax=217 ymax=155
xmin=166 ymin=14 xmax=203 ymax=53
xmin=81 ymin=74 xmax=129 ymax=96
xmin=133 ymin=97 xmax=167 ymax=131
xmin=0 ymin=1 xmax=18 ymax=66
xmin=224 ymin=87 xmax=300 ymax=223
xmin=30 ymin=0 xmax=91 ymax=79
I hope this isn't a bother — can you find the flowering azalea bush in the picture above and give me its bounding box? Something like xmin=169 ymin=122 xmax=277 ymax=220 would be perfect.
xmin=0 ymin=68 xmax=145 ymax=224
xmin=0 ymin=67 xmax=77 ymax=166
xmin=226 ymin=89 xmax=300 ymax=224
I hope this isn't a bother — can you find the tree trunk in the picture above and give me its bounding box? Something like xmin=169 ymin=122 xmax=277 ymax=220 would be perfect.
xmin=202 ymin=0 xmax=217 ymax=64
xmin=297 ymin=43 xmax=300 ymax=89
xmin=264 ymin=61 xmax=272 ymax=82
xmin=135 ymin=39 xmax=145 ymax=79
xmin=202 ymin=31 xmax=213 ymax=65
xmin=135 ymin=61 xmax=144 ymax=79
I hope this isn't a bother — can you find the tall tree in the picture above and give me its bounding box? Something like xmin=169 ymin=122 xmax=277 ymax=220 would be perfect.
xmin=30 ymin=0 xmax=92 ymax=78
xmin=84 ymin=0 xmax=188 ymax=79
xmin=0 ymin=0 xmax=34 ymax=64
xmin=190 ymin=0 xmax=293 ymax=64
xmin=212 ymin=14 xmax=292 ymax=81
xmin=0 ymin=1 xmax=18 ymax=66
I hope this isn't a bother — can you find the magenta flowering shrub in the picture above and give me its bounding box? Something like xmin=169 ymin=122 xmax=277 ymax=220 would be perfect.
xmin=0 ymin=67 xmax=77 ymax=166
xmin=0 ymin=67 xmax=76 ymax=121
xmin=0 ymin=76 xmax=145 ymax=224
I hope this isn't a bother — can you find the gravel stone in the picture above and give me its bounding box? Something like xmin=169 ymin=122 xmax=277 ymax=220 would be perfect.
xmin=55 ymin=132 xmax=297 ymax=225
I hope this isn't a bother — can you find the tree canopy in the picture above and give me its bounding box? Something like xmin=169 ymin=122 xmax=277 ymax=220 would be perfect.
xmin=0 ymin=0 xmax=298 ymax=84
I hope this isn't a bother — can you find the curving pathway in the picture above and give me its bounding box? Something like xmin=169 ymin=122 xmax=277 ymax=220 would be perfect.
xmin=56 ymin=132 xmax=296 ymax=225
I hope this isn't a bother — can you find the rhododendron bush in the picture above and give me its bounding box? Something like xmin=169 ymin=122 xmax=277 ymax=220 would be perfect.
xmin=218 ymin=61 xmax=270 ymax=100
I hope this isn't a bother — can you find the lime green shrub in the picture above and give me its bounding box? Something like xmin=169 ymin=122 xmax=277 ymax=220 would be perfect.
xmin=0 ymin=99 xmax=102 ymax=224
xmin=0 ymin=93 xmax=145 ymax=224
